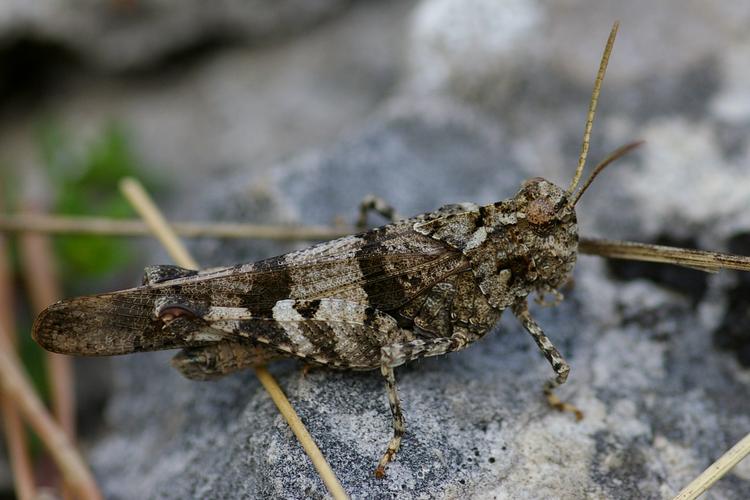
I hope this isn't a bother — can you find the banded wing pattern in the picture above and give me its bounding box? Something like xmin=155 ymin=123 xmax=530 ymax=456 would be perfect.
xmin=33 ymin=219 xmax=471 ymax=358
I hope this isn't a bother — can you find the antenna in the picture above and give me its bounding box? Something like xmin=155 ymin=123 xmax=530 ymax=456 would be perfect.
xmin=570 ymin=141 xmax=643 ymax=206
xmin=566 ymin=21 xmax=620 ymax=196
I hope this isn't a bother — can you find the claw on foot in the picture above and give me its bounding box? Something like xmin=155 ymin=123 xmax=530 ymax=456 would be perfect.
xmin=534 ymin=288 xmax=564 ymax=307
xmin=546 ymin=392 xmax=584 ymax=421
xmin=374 ymin=447 xmax=398 ymax=479
xmin=374 ymin=465 xmax=386 ymax=479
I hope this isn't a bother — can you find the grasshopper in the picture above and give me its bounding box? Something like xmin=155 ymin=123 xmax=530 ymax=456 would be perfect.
xmin=31 ymin=23 xmax=750 ymax=477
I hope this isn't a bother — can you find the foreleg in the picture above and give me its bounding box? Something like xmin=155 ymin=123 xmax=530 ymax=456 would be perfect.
xmin=512 ymin=300 xmax=583 ymax=420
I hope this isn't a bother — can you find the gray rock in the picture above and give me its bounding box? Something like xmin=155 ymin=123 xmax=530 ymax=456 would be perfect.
xmin=0 ymin=0 xmax=350 ymax=71
xmin=76 ymin=0 xmax=750 ymax=498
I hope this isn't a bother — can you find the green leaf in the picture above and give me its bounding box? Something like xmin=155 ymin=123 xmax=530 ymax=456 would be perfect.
xmin=36 ymin=120 xmax=164 ymax=280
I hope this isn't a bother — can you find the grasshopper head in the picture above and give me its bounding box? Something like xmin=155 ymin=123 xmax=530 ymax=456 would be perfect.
xmin=518 ymin=177 xmax=575 ymax=227
xmin=510 ymin=177 xmax=578 ymax=291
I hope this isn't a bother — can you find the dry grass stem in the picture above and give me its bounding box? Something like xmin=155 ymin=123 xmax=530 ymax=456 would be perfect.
xmin=0 ymin=327 xmax=101 ymax=500
xmin=579 ymin=238 xmax=750 ymax=272
xmin=19 ymin=226 xmax=76 ymax=438
xmin=5 ymin=213 xmax=750 ymax=272
xmin=0 ymin=228 xmax=18 ymax=351
xmin=119 ymin=179 xmax=198 ymax=269
xmin=254 ymin=367 xmax=349 ymax=499
xmin=0 ymin=406 xmax=35 ymax=500
xmin=19 ymin=205 xmax=77 ymax=500
xmin=0 ymin=227 xmax=36 ymax=500
xmin=0 ymin=213 xmax=350 ymax=241
xmin=673 ymin=432 xmax=750 ymax=500
xmin=119 ymin=177 xmax=349 ymax=500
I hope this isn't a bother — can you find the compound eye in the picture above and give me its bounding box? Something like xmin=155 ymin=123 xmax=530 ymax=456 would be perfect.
xmin=527 ymin=198 xmax=554 ymax=225
xmin=158 ymin=304 xmax=197 ymax=323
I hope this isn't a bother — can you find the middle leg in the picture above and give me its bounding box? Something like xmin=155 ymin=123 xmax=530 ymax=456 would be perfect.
xmin=356 ymin=195 xmax=402 ymax=230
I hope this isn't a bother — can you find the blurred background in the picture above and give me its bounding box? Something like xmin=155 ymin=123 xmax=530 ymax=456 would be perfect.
xmin=3 ymin=0 xmax=750 ymax=498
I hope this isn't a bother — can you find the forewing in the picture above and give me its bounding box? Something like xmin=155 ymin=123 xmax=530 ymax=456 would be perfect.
xmin=157 ymin=223 xmax=469 ymax=312
xmin=33 ymin=221 xmax=468 ymax=356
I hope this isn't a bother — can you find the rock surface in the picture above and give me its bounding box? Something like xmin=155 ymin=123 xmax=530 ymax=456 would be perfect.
xmin=16 ymin=0 xmax=750 ymax=498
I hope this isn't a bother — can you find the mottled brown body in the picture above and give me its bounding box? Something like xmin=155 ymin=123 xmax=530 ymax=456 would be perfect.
xmin=34 ymin=178 xmax=576 ymax=367
xmin=33 ymin=179 xmax=579 ymax=475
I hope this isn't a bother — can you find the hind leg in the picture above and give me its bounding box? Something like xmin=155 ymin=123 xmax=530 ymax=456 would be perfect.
xmin=375 ymin=332 xmax=474 ymax=477
xmin=375 ymin=364 xmax=404 ymax=478
xmin=171 ymin=341 xmax=283 ymax=380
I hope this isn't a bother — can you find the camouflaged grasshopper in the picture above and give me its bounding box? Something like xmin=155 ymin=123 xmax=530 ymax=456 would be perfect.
xmin=31 ymin=23 xmax=750 ymax=477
